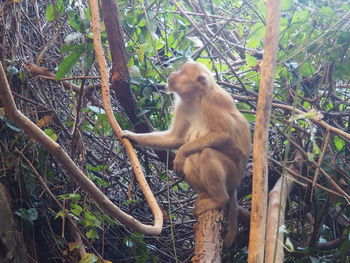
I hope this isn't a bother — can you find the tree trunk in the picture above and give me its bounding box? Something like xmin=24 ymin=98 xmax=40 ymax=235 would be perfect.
xmin=101 ymin=0 xmax=173 ymax=167
xmin=248 ymin=0 xmax=281 ymax=262
xmin=192 ymin=209 xmax=223 ymax=263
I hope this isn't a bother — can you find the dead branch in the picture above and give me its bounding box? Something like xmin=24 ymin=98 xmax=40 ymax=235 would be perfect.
xmin=248 ymin=0 xmax=281 ymax=262
xmin=264 ymin=151 xmax=303 ymax=263
xmin=89 ymin=0 xmax=163 ymax=234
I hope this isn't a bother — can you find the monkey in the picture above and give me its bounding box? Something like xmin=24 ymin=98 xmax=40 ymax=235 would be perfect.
xmin=122 ymin=61 xmax=250 ymax=247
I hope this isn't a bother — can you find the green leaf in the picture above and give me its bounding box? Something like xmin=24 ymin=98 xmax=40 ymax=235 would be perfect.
xmin=196 ymin=58 xmax=213 ymax=69
xmin=68 ymin=11 xmax=81 ymax=32
xmin=319 ymin=7 xmax=333 ymax=16
xmin=64 ymin=32 xmax=82 ymax=43
xmin=285 ymin=237 xmax=294 ymax=252
xmin=246 ymin=53 xmax=257 ymax=67
xmin=15 ymin=208 xmax=38 ymax=223
xmin=179 ymin=181 xmax=190 ymax=191
xmin=312 ymin=140 xmax=320 ymax=155
xmin=292 ymin=10 xmax=310 ymax=24
xmin=7 ymin=65 xmax=19 ymax=75
xmin=334 ymin=136 xmax=345 ymax=151
xmin=86 ymin=164 xmax=106 ymax=172
xmin=86 ymin=229 xmax=99 ymax=239
xmin=138 ymin=19 xmax=146 ymax=27
xmin=87 ymin=173 xmax=110 ymax=187
xmin=55 ymin=210 xmax=65 ymax=220
xmin=281 ymin=0 xmax=292 ymax=10
xmin=249 ymin=22 xmax=265 ymax=43
xmin=338 ymin=33 xmax=350 ymax=46
xmin=70 ymin=203 xmax=83 ymax=216
xmin=307 ymin=152 xmax=315 ymax=162
xmin=58 ymin=193 xmax=81 ymax=201
xmin=279 ymin=224 xmax=289 ymax=234
xmin=155 ymin=39 xmax=165 ymax=50
xmin=84 ymin=49 xmax=95 ymax=70
xmin=299 ymin=62 xmax=316 ymax=77
xmin=333 ymin=60 xmax=350 ymax=81
xmin=124 ymin=237 xmax=135 ymax=248
xmin=289 ymin=109 xmax=324 ymax=122
xmin=243 ymin=113 xmax=256 ymax=122
xmin=60 ymin=44 xmax=84 ymax=53
xmin=45 ymin=4 xmax=54 ymax=21
xmin=45 ymin=0 xmax=64 ymax=21
xmin=88 ymin=106 xmax=105 ymax=114
xmin=44 ymin=128 xmax=58 ymax=141
xmin=257 ymin=0 xmax=266 ymax=15
xmin=342 ymin=4 xmax=350 ymax=11
xmin=56 ymin=50 xmax=84 ymax=80
xmin=84 ymin=211 xmax=101 ymax=227
xmin=0 ymin=116 xmax=21 ymax=132
xmin=56 ymin=0 xmax=64 ymax=16
xmin=79 ymin=253 xmax=98 ymax=263
xmin=246 ymin=37 xmax=260 ymax=49
xmin=135 ymin=43 xmax=147 ymax=63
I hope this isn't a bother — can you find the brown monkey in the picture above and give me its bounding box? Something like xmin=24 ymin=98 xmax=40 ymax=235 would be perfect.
xmin=122 ymin=61 xmax=250 ymax=247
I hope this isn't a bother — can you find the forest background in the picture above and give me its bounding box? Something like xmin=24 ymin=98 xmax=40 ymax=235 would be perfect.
xmin=0 ymin=0 xmax=349 ymax=262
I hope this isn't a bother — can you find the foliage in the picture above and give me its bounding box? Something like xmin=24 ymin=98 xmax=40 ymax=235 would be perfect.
xmin=0 ymin=0 xmax=349 ymax=262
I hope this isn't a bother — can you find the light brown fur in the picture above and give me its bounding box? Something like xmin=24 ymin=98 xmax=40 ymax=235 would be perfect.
xmin=122 ymin=61 xmax=250 ymax=247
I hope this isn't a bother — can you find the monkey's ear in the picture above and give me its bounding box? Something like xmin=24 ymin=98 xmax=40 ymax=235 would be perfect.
xmin=197 ymin=75 xmax=208 ymax=85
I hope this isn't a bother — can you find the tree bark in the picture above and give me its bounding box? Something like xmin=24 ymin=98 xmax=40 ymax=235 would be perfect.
xmin=264 ymin=151 xmax=303 ymax=262
xmin=192 ymin=209 xmax=223 ymax=263
xmin=101 ymin=0 xmax=143 ymax=131
xmin=101 ymin=0 xmax=173 ymax=167
xmin=0 ymin=183 xmax=28 ymax=263
xmin=248 ymin=0 xmax=281 ymax=262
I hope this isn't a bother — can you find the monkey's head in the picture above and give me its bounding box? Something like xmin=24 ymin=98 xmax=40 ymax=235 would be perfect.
xmin=167 ymin=61 xmax=215 ymax=99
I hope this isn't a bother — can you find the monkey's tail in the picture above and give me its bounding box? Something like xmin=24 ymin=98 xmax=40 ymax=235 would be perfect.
xmin=223 ymin=190 xmax=238 ymax=248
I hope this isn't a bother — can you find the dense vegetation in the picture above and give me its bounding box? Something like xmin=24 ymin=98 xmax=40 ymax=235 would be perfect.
xmin=0 ymin=0 xmax=349 ymax=262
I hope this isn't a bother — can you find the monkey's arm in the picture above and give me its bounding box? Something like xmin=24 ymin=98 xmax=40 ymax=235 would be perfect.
xmin=122 ymin=112 xmax=189 ymax=149
xmin=179 ymin=103 xmax=235 ymax=157
xmin=122 ymin=130 xmax=185 ymax=149
xmin=173 ymin=99 xmax=239 ymax=174
xmin=179 ymin=132 xmax=231 ymax=156
xmin=172 ymin=131 xmax=232 ymax=174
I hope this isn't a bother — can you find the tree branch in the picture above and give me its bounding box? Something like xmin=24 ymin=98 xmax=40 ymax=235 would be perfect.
xmin=248 ymin=0 xmax=281 ymax=262
xmin=89 ymin=0 xmax=163 ymax=234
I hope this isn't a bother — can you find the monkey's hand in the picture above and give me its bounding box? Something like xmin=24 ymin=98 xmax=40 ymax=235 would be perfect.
xmin=121 ymin=130 xmax=139 ymax=144
xmin=173 ymin=147 xmax=187 ymax=174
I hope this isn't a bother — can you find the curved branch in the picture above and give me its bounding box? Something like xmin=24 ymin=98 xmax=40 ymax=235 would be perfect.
xmin=89 ymin=0 xmax=163 ymax=234
xmin=0 ymin=62 xmax=161 ymax=235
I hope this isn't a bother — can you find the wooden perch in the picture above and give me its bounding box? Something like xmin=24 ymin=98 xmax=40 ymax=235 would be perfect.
xmin=192 ymin=210 xmax=224 ymax=263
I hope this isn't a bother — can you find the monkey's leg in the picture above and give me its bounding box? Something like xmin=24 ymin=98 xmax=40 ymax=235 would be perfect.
xmin=194 ymin=149 xmax=230 ymax=216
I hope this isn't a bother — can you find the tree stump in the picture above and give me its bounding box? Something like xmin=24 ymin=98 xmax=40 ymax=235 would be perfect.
xmin=192 ymin=209 xmax=224 ymax=263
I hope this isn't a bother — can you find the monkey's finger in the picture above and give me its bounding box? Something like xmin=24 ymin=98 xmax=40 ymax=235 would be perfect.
xmin=121 ymin=130 xmax=132 ymax=138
